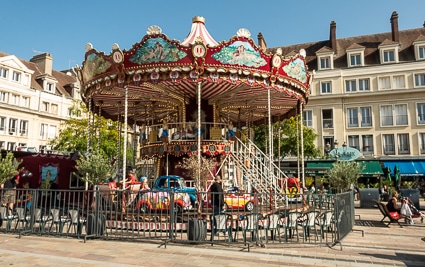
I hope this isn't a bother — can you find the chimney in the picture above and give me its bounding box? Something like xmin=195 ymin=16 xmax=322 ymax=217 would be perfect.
xmin=257 ymin=32 xmax=267 ymax=51
xmin=30 ymin=53 xmax=53 ymax=76
xmin=330 ymin=21 xmax=337 ymax=52
xmin=390 ymin=11 xmax=399 ymax=42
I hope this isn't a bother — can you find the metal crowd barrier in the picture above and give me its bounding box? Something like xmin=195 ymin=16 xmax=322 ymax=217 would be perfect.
xmin=0 ymin=187 xmax=354 ymax=249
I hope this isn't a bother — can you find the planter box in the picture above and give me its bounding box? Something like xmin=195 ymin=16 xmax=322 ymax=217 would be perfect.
xmin=359 ymin=188 xmax=380 ymax=208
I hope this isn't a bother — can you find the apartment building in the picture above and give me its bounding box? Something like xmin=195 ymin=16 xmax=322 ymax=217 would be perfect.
xmin=0 ymin=52 xmax=81 ymax=152
xmin=267 ymin=11 xmax=425 ymax=181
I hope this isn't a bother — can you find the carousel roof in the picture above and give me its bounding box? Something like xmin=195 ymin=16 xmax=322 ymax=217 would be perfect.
xmin=76 ymin=17 xmax=311 ymax=126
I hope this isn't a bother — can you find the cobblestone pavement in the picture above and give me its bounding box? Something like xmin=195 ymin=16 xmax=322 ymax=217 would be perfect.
xmin=1 ymin=205 xmax=425 ymax=266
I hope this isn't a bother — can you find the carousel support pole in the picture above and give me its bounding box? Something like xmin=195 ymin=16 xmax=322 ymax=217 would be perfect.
xmin=267 ymin=88 xmax=275 ymax=209
xmin=300 ymin=101 xmax=305 ymax=189
xmin=197 ymin=81 xmax=202 ymax=190
xmin=122 ymin=86 xmax=128 ymax=188
xmin=85 ymin=98 xmax=92 ymax=191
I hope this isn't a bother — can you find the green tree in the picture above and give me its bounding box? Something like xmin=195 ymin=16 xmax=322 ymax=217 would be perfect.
xmin=48 ymin=100 xmax=120 ymax=159
xmin=0 ymin=152 xmax=21 ymax=184
xmin=75 ymin=152 xmax=116 ymax=187
xmin=253 ymin=116 xmax=320 ymax=159
xmin=327 ymin=161 xmax=364 ymax=193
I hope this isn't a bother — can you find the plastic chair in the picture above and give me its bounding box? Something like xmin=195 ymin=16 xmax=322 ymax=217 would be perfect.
xmin=14 ymin=207 xmax=31 ymax=231
xmin=298 ymin=210 xmax=319 ymax=242
xmin=67 ymin=209 xmax=86 ymax=238
xmin=33 ymin=208 xmax=52 ymax=235
xmin=0 ymin=206 xmax=17 ymax=233
xmin=210 ymin=213 xmax=233 ymax=245
xmin=263 ymin=213 xmax=282 ymax=243
xmin=282 ymin=211 xmax=301 ymax=242
xmin=241 ymin=213 xmax=262 ymax=246
xmin=315 ymin=210 xmax=334 ymax=240
xmin=49 ymin=208 xmax=70 ymax=235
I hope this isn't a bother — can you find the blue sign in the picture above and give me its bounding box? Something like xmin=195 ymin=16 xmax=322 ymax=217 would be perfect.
xmin=329 ymin=147 xmax=361 ymax=161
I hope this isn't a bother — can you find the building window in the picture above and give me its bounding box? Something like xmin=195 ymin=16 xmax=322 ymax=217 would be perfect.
xmin=383 ymin=134 xmax=395 ymax=155
xmin=345 ymin=80 xmax=357 ymax=92
xmin=46 ymin=82 xmax=54 ymax=92
xmin=0 ymin=91 xmax=7 ymax=102
xmin=8 ymin=118 xmax=18 ymax=135
xmin=361 ymin=107 xmax=372 ymax=127
xmin=362 ymin=135 xmax=374 ymax=155
xmin=350 ymin=54 xmax=361 ymax=67
xmin=419 ymin=45 xmax=425 ymax=59
xmin=322 ymin=109 xmax=333 ymax=128
xmin=19 ymin=120 xmax=28 ymax=136
xmin=40 ymin=123 xmax=48 ymax=140
xmin=21 ymin=96 xmax=30 ymax=108
xmin=393 ymin=75 xmax=405 ymax=89
xmin=51 ymin=104 xmax=58 ymax=114
xmin=0 ymin=67 xmax=8 ymax=78
xmin=414 ymin=73 xmax=425 ymax=87
xmin=42 ymin=102 xmax=49 ymax=112
xmin=378 ymin=76 xmax=391 ymax=90
xmin=48 ymin=125 xmax=57 ymax=139
xmin=383 ymin=50 xmax=395 ymax=63
xmin=420 ymin=133 xmax=425 ymax=154
xmin=0 ymin=117 xmax=5 ymax=131
xmin=7 ymin=142 xmax=16 ymax=151
xmin=347 ymin=108 xmax=359 ymax=127
xmin=320 ymin=57 xmax=331 ymax=70
xmin=303 ymin=110 xmax=313 ymax=127
xmin=12 ymin=71 xmax=21 ymax=82
xmin=11 ymin=94 xmax=19 ymax=105
xmin=397 ymin=133 xmax=410 ymax=154
xmin=394 ymin=104 xmax=408 ymax=125
xmin=417 ymin=103 xmax=425 ymax=124
xmin=359 ymin=79 xmax=370 ymax=91
xmin=380 ymin=105 xmax=393 ymax=126
xmin=347 ymin=135 xmax=360 ymax=150
xmin=321 ymin=81 xmax=332 ymax=94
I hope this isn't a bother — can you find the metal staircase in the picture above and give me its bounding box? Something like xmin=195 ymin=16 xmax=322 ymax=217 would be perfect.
xmin=226 ymin=136 xmax=289 ymax=209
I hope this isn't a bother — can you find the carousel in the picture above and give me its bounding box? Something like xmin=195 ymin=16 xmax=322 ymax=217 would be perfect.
xmin=76 ymin=16 xmax=311 ymax=195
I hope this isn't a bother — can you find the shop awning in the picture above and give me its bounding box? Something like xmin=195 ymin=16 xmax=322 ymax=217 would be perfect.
xmin=383 ymin=161 xmax=425 ymax=176
xmin=356 ymin=160 xmax=383 ymax=177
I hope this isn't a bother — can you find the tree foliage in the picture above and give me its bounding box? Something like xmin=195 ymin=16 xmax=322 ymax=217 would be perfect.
xmin=253 ymin=116 xmax=320 ymax=159
xmin=75 ymin=152 xmax=116 ymax=186
xmin=48 ymin=100 xmax=120 ymax=160
xmin=327 ymin=161 xmax=364 ymax=193
xmin=176 ymin=154 xmax=216 ymax=192
xmin=0 ymin=152 xmax=21 ymax=184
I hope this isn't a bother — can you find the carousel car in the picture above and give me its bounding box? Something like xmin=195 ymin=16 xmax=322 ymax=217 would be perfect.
xmin=206 ymin=187 xmax=257 ymax=212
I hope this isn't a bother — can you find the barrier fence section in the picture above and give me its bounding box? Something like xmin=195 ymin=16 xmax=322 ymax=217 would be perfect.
xmin=0 ymin=188 xmax=353 ymax=249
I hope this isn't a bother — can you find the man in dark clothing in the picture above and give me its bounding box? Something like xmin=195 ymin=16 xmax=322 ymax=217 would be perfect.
xmin=210 ymin=175 xmax=224 ymax=215
xmin=1 ymin=175 xmax=19 ymax=216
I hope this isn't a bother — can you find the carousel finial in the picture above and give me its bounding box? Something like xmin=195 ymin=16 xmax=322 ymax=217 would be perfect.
xmin=112 ymin=43 xmax=120 ymax=51
xmin=147 ymin=25 xmax=162 ymax=35
xmin=299 ymin=49 xmax=306 ymax=58
xmin=85 ymin=43 xmax=93 ymax=52
xmin=236 ymin=28 xmax=251 ymax=38
xmin=192 ymin=16 xmax=206 ymax=24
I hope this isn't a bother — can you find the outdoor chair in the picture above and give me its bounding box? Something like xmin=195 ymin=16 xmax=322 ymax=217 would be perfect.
xmin=210 ymin=213 xmax=233 ymax=245
xmin=14 ymin=207 xmax=31 ymax=231
xmin=298 ymin=210 xmax=319 ymax=242
xmin=263 ymin=213 xmax=282 ymax=243
xmin=0 ymin=206 xmax=17 ymax=233
xmin=67 ymin=209 xmax=87 ymax=238
xmin=49 ymin=208 xmax=70 ymax=235
xmin=241 ymin=213 xmax=263 ymax=246
xmin=33 ymin=208 xmax=52 ymax=235
xmin=315 ymin=210 xmax=334 ymax=240
xmin=282 ymin=211 xmax=301 ymax=242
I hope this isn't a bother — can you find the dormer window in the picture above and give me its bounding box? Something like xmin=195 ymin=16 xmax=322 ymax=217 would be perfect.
xmin=413 ymin=37 xmax=425 ymax=60
xmin=346 ymin=44 xmax=365 ymax=68
xmin=0 ymin=67 xmax=8 ymax=78
xmin=12 ymin=71 xmax=21 ymax=82
xmin=320 ymin=56 xmax=331 ymax=69
xmin=378 ymin=40 xmax=400 ymax=64
xmin=316 ymin=47 xmax=334 ymax=70
xmin=46 ymin=82 xmax=54 ymax=92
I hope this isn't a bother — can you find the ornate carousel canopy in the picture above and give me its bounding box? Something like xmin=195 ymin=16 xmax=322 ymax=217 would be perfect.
xmin=76 ymin=16 xmax=311 ymax=126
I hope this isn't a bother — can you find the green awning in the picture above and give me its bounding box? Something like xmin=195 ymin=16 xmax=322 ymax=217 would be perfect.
xmin=357 ymin=160 xmax=383 ymax=177
xmin=306 ymin=162 xmax=334 ymax=169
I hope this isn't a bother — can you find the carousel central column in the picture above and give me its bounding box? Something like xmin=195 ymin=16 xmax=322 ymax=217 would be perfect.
xmin=197 ymin=81 xmax=202 ymax=190
xmin=122 ymin=86 xmax=128 ymax=187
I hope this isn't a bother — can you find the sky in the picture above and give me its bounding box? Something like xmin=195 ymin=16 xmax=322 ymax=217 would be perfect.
xmin=2 ymin=0 xmax=425 ymax=71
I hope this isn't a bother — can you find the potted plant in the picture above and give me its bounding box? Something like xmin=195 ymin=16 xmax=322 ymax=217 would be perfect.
xmin=75 ymin=152 xmax=115 ymax=188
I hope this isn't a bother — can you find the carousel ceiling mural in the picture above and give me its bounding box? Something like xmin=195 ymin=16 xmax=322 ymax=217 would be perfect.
xmin=76 ymin=16 xmax=311 ymax=127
